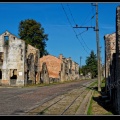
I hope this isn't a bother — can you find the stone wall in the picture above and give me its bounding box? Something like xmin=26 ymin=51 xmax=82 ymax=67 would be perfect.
xmin=104 ymin=33 xmax=116 ymax=88
xmin=0 ymin=31 xmax=40 ymax=86
xmin=40 ymin=55 xmax=62 ymax=83
xmin=104 ymin=6 xmax=120 ymax=114
xmin=115 ymin=6 xmax=120 ymax=114
xmin=40 ymin=62 xmax=49 ymax=84
xmin=0 ymin=31 xmax=25 ymax=86
xmin=26 ymin=44 xmax=40 ymax=85
xmin=40 ymin=54 xmax=80 ymax=84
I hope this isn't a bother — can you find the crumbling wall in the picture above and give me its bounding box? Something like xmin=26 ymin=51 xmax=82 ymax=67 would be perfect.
xmin=104 ymin=33 xmax=116 ymax=94
xmin=60 ymin=59 xmax=66 ymax=82
xmin=40 ymin=62 xmax=49 ymax=84
xmin=0 ymin=31 xmax=25 ymax=86
xmin=26 ymin=44 xmax=40 ymax=84
xmin=39 ymin=54 xmax=80 ymax=84
xmin=0 ymin=31 xmax=40 ymax=86
xmin=40 ymin=55 xmax=62 ymax=83
xmin=74 ymin=63 xmax=80 ymax=80
xmin=115 ymin=6 xmax=120 ymax=114
xmin=106 ymin=6 xmax=120 ymax=114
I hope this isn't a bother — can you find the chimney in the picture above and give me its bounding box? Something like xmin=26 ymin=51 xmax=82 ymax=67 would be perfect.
xmin=59 ymin=54 xmax=63 ymax=60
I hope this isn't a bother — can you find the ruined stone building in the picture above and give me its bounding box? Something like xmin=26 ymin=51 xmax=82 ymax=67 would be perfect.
xmin=114 ymin=6 xmax=120 ymax=114
xmin=40 ymin=54 xmax=80 ymax=83
xmin=104 ymin=32 xmax=116 ymax=93
xmin=104 ymin=6 xmax=120 ymax=114
xmin=0 ymin=31 xmax=40 ymax=86
xmin=40 ymin=55 xmax=62 ymax=83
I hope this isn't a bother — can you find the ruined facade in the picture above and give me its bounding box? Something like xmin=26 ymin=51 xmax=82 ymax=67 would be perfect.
xmin=104 ymin=33 xmax=116 ymax=95
xmin=40 ymin=54 xmax=80 ymax=83
xmin=0 ymin=31 xmax=40 ymax=86
xmin=40 ymin=55 xmax=62 ymax=83
xmin=104 ymin=6 xmax=120 ymax=114
xmin=115 ymin=6 xmax=120 ymax=114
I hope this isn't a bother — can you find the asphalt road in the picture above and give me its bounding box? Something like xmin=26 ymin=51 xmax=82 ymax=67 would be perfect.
xmin=0 ymin=79 xmax=96 ymax=115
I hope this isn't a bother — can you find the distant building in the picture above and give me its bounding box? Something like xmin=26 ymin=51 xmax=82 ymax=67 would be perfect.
xmin=0 ymin=31 xmax=40 ymax=86
xmin=40 ymin=54 xmax=80 ymax=83
xmin=40 ymin=55 xmax=62 ymax=83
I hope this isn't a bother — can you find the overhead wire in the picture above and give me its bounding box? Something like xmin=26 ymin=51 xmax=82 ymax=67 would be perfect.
xmin=67 ymin=4 xmax=77 ymax=25
xmin=61 ymin=3 xmax=89 ymax=55
xmin=67 ymin=3 xmax=92 ymax=52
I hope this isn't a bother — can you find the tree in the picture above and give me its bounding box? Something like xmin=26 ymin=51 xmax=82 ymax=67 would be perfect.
xmin=18 ymin=19 xmax=49 ymax=57
xmin=80 ymin=65 xmax=89 ymax=76
xmin=85 ymin=50 xmax=98 ymax=78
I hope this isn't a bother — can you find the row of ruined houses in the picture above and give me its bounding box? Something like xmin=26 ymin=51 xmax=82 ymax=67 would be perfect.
xmin=0 ymin=31 xmax=80 ymax=86
xmin=104 ymin=6 xmax=120 ymax=114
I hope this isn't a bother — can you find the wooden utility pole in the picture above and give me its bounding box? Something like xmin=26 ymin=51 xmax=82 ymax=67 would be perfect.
xmin=73 ymin=3 xmax=101 ymax=91
xmin=92 ymin=3 xmax=101 ymax=91
xmin=94 ymin=3 xmax=101 ymax=91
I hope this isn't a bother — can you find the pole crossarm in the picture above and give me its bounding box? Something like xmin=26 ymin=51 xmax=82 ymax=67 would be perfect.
xmin=73 ymin=26 xmax=95 ymax=31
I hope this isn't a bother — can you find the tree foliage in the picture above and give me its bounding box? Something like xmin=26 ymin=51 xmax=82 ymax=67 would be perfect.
xmin=80 ymin=65 xmax=90 ymax=76
xmin=80 ymin=50 xmax=98 ymax=78
xmin=85 ymin=50 xmax=98 ymax=78
xmin=18 ymin=19 xmax=49 ymax=57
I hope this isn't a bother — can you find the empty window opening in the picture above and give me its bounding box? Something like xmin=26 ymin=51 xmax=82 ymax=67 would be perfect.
xmin=0 ymin=52 xmax=3 ymax=63
xmin=0 ymin=69 xmax=2 ymax=79
xmin=21 ymin=49 xmax=23 ymax=54
xmin=4 ymin=36 xmax=9 ymax=41
xmin=21 ymin=55 xmax=23 ymax=60
xmin=4 ymin=36 xmax=9 ymax=45
xmin=27 ymin=70 xmax=29 ymax=80
xmin=35 ymin=72 xmax=37 ymax=84
xmin=13 ymin=37 xmax=15 ymax=40
xmin=10 ymin=69 xmax=17 ymax=79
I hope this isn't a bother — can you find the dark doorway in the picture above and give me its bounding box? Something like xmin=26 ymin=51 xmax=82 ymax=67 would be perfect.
xmin=0 ymin=69 xmax=2 ymax=79
xmin=35 ymin=72 xmax=37 ymax=84
xmin=10 ymin=69 xmax=17 ymax=79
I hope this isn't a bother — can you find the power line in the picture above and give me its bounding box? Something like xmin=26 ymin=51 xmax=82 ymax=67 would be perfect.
xmin=91 ymin=3 xmax=95 ymax=27
xmin=61 ymin=3 xmax=89 ymax=55
xmin=79 ymin=34 xmax=91 ymax=51
xmin=67 ymin=4 xmax=77 ymax=25
xmin=66 ymin=3 xmax=92 ymax=52
xmin=80 ymin=4 xmax=95 ymax=27
xmin=80 ymin=11 xmax=92 ymax=27
xmin=77 ymin=29 xmax=88 ymax=36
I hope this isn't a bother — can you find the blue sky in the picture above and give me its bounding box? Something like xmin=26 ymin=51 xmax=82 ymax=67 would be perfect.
xmin=0 ymin=2 xmax=119 ymax=66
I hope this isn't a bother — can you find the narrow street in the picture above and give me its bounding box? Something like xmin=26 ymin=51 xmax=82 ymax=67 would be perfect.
xmin=0 ymin=79 xmax=96 ymax=115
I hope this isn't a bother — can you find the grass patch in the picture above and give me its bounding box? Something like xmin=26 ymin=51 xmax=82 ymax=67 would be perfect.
xmin=87 ymin=84 xmax=114 ymax=115
xmin=38 ymin=108 xmax=49 ymax=115
xmin=87 ymin=95 xmax=93 ymax=115
xmin=89 ymin=81 xmax=97 ymax=87
xmin=86 ymin=80 xmax=97 ymax=91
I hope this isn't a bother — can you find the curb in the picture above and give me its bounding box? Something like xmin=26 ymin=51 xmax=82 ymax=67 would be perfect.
xmin=84 ymin=88 xmax=94 ymax=114
xmin=75 ymin=84 xmax=96 ymax=115
xmin=84 ymin=84 xmax=96 ymax=115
